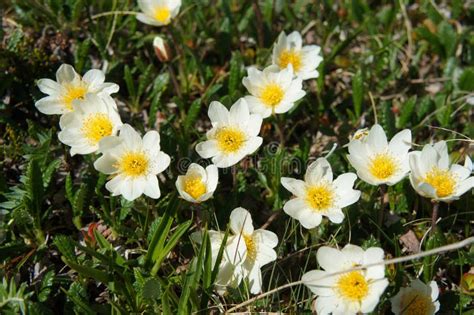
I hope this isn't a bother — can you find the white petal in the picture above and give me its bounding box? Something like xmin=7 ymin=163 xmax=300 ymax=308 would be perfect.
xmin=205 ymin=164 xmax=219 ymax=193
xmin=253 ymin=229 xmax=278 ymax=249
xmin=37 ymin=78 xmax=61 ymax=95
xmin=456 ymin=177 xmax=474 ymax=197
xmin=94 ymin=154 xmax=118 ymax=174
xmin=153 ymin=151 xmax=171 ymax=174
xmin=450 ymin=164 xmax=470 ymax=181
xmin=317 ymin=246 xmax=347 ymax=272
xmin=208 ymin=101 xmax=229 ymax=125
xmin=136 ymin=13 xmax=161 ymax=26
xmin=120 ymin=177 xmax=145 ymax=201
xmin=366 ymin=124 xmax=388 ymax=153
xmin=143 ymin=175 xmax=161 ymax=199
xmin=298 ymin=209 xmax=322 ymax=229
xmin=281 ymin=177 xmax=306 ymax=196
xmin=327 ymin=209 xmax=345 ymax=224
xmin=56 ymin=64 xmax=77 ymax=84
xmin=83 ymin=69 xmax=105 ymax=87
xmin=283 ymin=198 xmax=307 ymax=219
xmin=196 ymin=140 xmax=219 ymax=158
xmin=248 ymin=265 xmax=263 ymax=294
xmin=305 ymin=157 xmax=333 ymax=184
xmin=388 ymin=129 xmax=411 ymax=157
xmin=35 ymin=97 xmax=65 ymax=115
xmin=243 ymin=137 xmax=262 ymax=155
xmin=229 ymin=98 xmax=250 ymax=126
xmin=246 ymin=113 xmax=263 ymax=136
xmin=143 ymin=130 xmax=161 ymax=154
xmin=119 ymin=124 xmax=142 ymax=150
xmin=341 ymin=244 xmax=365 ymax=265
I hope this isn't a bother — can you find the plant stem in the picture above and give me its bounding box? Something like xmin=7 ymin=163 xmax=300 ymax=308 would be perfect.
xmin=431 ymin=201 xmax=439 ymax=235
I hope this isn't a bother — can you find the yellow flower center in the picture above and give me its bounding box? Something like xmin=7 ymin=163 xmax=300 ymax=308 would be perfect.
xmin=400 ymin=292 xmax=433 ymax=315
xmin=63 ymin=84 xmax=88 ymax=110
xmin=278 ymin=49 xmax=302 ymax=72
xmin=243 ymin=234 xmax=257 ymax=262
xmin=424 ymin=167 xmax=456 ymax=198
xmin=183 ymin=176 xmax=207 ymax=200
xmin=306 ymin=183 xmax=334 ymax=211
xmin=116 ymin=151 xmax=149 ymax=177
xmin=81 ymin=114 xmax=113 ymax=145
xmin=153 ymin=6 xmax=171 ymax=23
xmin=369 ymin=153 xmax=398 ymax=180
xmin=215 ymin=127 xmax=245 ymax=154
xmin=336 ymin=271 xmax=369 ymax=302
xmin=260 ymin=84 xmax=284 ymax=108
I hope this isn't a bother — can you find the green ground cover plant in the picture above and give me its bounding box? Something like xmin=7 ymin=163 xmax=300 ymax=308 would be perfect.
xmin=0 ymin=0 xmax=473 ymax=314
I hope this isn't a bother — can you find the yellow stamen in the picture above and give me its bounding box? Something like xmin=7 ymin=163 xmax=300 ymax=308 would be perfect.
xmin=306 ymin=183 xmax=334 ymax=211
xmin=260 ymin=84 xmax=284 ymax=108
xmin=153 ymin=6 xmax=171 ymax=24
xmin=116 ymin=152 xmax=149 ymax=177
xmin=63 ymin=84 xmax=87 ymax=110
xmin=278 ymin=49 xmax=303 ymax=72
xmin=81 ymin=114 xmax=113 ymax=145
xmin=336 ymin=271 xmax=369 ymax=302
xmin=369 ymin=153 xmax=398 ymax=180
xmin=243 ymin=234 xmax=257 ymax=261
xmin=183 ymin=176 xmax=207 ymax=200
xmin=400 ymin=292 xmax=433 ymax=315
xmin=424 ymin=167 xmax=456 ymax=198
xmin=215 ymin=127 xmax=245 ymax=154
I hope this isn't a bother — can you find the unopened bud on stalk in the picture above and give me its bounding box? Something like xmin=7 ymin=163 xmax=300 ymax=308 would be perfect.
xmin=153 ymin=36 xmax=171 ymax=62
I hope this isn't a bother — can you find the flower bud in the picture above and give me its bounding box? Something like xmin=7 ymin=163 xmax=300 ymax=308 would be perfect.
xmin=153 ymin=36 xmax=171 ymax=62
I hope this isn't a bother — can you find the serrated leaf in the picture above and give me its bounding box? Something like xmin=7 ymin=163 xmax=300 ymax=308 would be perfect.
xmin=397 ymin=96 xmax=417 ymax=128
xmin=142 ymin=278 xmax=161 ymax=300
xmin=53 ymin=235 xmax=77 ymax=263
xmin=184 ymin=98 xmax=202 ymax=131
xmin=352 ymin=70 xmax=364 ymax=117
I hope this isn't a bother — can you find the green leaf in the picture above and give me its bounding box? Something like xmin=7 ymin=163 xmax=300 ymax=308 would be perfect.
xmin=26 ymin=159 xmax=43 ymax=215
xmin=178 ymin=230 xmax=208 ymax=314
xmin=352 ymin=69 xmax=364 ymax=117
xmin=38 ymin=270 xmax=55 ymax=302
xmin=184 ymin=98 xmax=202 ymax=131
xmin=53 ymin=235 xmax=77 ymax=263
xmin=61 ymin=258 xmax=111 ymax=284
xmin=124 ymin=65 xmax=136 ymax=99
xmin=142 ymin=278 xmax=161 ymax=301
xmin=458 ymin=68 xmax=474 ymax=91
xmin=228 ymin=52 xmax=242 ymax=95
xmin=397 ymin=96 xmax=417 ymax=128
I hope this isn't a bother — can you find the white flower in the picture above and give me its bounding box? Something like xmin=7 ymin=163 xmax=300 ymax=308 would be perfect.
xmin=242 ymin=65 xmax=306 ymax=118
xmin=347 ymin=124 xmax=412 ymax=186
xmin=94 ymin=124 xmax=171 ymax=201
xmin=153 ymin=36 xmax=170 ymax=62
xmin=175 ymin=163 xmax=218 ymax=203
xmin=195 ymin=99 xmax=263 ymax=168
xmin=137 ymin=0 xmax=181 ymax=26
xmin=58 ymin=94 xmax=122 ymax=156
xmin=281 ymin=157 xmax=360 ymax=229
xmin=35 ymin=64 xmax=119 ymax=115
xmin=302 ymin=244 xmax=388 ymax=315
xmin=390 ymin=279 xmax=440 ymax=315
xmin=271 ymin=31 xmax=323 ymax=80
xmin=191 ymin=207 xmax=278 ymax=294
xmin=408 ymin=141 xmax=473 ymax=202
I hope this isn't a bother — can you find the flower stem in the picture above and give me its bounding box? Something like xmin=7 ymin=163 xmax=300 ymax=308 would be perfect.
xmin=431 ymin=201 xmax=439 ymax=235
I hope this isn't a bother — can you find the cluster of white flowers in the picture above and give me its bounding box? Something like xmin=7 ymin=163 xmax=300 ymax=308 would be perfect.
xmin=33 ymin=1 xmax=473 ymax=312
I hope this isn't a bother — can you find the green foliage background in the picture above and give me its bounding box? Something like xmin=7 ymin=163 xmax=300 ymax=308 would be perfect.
xmin=0 ymin=0 xmax=473 ymax=313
